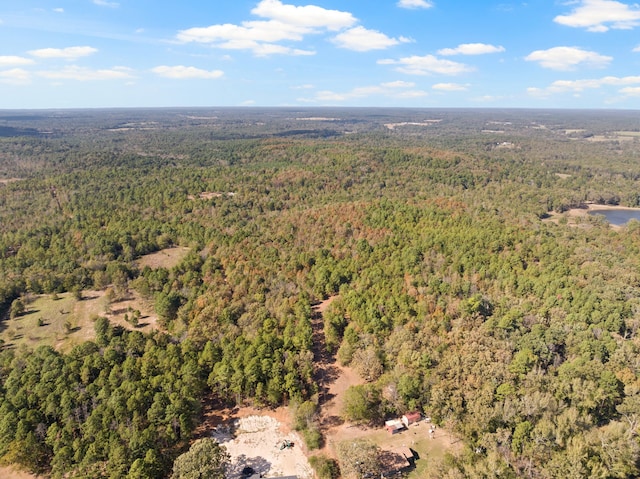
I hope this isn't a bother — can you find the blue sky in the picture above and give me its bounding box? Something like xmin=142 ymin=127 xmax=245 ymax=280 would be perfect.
xmin=2 ymin=0 xmax=640 ymax=109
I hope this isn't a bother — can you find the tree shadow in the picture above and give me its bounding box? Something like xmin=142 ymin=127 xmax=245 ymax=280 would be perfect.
xmin=229 ymin=454 xmax=271 ymax=479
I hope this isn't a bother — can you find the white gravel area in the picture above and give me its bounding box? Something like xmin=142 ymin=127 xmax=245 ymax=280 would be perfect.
xmin=213 ymin=416 xmax=313 ymax=479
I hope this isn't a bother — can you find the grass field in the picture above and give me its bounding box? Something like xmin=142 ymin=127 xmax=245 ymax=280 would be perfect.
xmin=328 ymin=421 xmax=461 ymax=478
xmin=0 ymin=292 xmax=104 ymax=352
xmin=0 ymin=289 xmax=158 ymax=352
xmin=137 ymin=246 xmax=191 ymax=269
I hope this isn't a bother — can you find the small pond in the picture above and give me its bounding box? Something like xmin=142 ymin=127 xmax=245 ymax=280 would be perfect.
xmin=588 ymin=208 xmax=640 ymax=226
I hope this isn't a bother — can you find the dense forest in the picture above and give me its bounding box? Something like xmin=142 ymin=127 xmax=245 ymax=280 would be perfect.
xmin=0 ymin=108 xmax=640 ymax=478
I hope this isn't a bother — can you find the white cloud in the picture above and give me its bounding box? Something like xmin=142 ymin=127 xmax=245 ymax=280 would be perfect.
xmin=633 ymin=45 xmax=640 ymax=52
xmin=178 ymin=21 xmax=308 ymax=44
xmin=378 ymin=54 xmax=474 ymax=75
xmin=93 ymin=0 xmax=119 ymax=7
xmin=53 ymin=8 xmax=64 ymax=13
xmin=381 ymin=80 xmax=416 ymax=88
xmin=438 ymin=43 xmax=505 ymax=55
xmin=0 ymin=68 xmax=31 ymax=85
xmin=303 ymin=81 xmax=426 ymax=102
xmin=251 ymin=0 xmax=356 ymax=30
xmin=397 ymin=0 xmax=434 ymax=9
xmin=251 ymin=43 xmax=315 ymax=56
xmin=525 ymin=46 xmax=612 ymax=70
xmin=151 ymin=65 xmax=224 ymax=79
xmin=332 ymin=26 xmax=410 ymax=51
xmin=554 ymin=0 xmax=640 ymax=32
xmin=0 ymin=56 xmax=35 ymax=67
xmin=38 ymin=65 xmax=133 ymax=81
xmin=620 ymin=86 xmax=640 ymax=95
xmin=432 ymin=82 xmax=469 ymax=91
xmin=291 ymin=84 xmax=314 ymax=89
xmin=177 ymin=0 xmax=359 ymax=56
xmin=28 ymin=46 xmax=98 ymax=60
xmin=528 ymin=75 xmax=640 ymax=97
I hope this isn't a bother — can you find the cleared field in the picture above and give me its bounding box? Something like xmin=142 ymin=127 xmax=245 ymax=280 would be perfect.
xmin=137 ymin=246 xmax=191 ymax=269
xmin=0 ymin=292 xmax=103 ymax=352
xmin=1 ymin=290 xmax=158 ymax=352
xmin=327 ymin=420 xmax=461 ymax=479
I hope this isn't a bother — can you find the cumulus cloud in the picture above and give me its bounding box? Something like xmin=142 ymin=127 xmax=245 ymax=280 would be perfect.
xmin=301 ymin=81 xmax=426 ymax=102
xmin=432 ymin=82 xmax=469 ymax=91
xmin=0 ymin=68 xmax=31 ymax=85
xmin=152 ymin=65 xmax=224 ymax=79
xmin=38 ymin=65 xmax=133 ymax=81
xmin=525 ymin=46 xmax=612 ymax=70
xmin=554 ymin=0 xmax=640 ymax=32
xmin=0 ymin=56 xmax=35 ymax=67
xmin=28 ymin=46 xmax=98 ymax=60
xmin=177 ymin=0 xmax=356 ymax=56
xmin=438 ymin=43 xmax=505 ymax=55
xmin=178 ymin=0 xmax=404 ymax=56
xmin=332 ymin=26 xmax=410 ymax=51
xmin=528 ymin=75 xmax=640 ymax=97
xmin=251 ymin=0 xmax=355 ymax=30
xmin=397 ymin=0 xmax=434 ymax=9
xmin=378 ymin=54 xmax=474 ymax=75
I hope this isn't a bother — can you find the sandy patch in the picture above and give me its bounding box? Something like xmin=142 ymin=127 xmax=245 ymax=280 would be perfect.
xmin=212 ymin=415 xmax=313 ymax=479
xmin=0 ymin=466 xmax=41 ymax=479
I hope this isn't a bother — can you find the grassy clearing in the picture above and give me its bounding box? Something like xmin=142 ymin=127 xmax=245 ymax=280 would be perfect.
xmin=327 ymin=421 xmax=461 ymax=479
xmin=105 ymin=292 xmax=159 ymax=334
xmin=0 ymin=292 xmax=103 ymax=352
xmin=1 ymin=290 xmax=159 ymax=352
xmin=137 ymin=246 xmax=191 ymax=269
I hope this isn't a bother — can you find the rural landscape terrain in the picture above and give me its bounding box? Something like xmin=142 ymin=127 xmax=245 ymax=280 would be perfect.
xmin=0 ymin=107 xmax=640 ymax=478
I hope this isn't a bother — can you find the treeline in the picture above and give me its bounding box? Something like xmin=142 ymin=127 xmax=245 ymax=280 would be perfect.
xmin=0 ymin=320 xmax=201 ymax=478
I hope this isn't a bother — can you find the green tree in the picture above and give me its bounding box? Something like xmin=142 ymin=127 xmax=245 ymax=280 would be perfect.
xmin=335 ymin=439 xmax=381 ymax=479
xmin=171 ymin=438 xmax=230 ymax=479
xmin=9 ymin=298 xmax=25 ymax=319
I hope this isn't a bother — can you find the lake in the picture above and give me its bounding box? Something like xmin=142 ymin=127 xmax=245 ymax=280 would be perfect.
xmin=588 ymin=208 xmax=640 ymax=226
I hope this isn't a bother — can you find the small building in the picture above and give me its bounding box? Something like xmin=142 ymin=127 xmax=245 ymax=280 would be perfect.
xmin=401 ymin=412 xmax=422 ymax=428
xmin=385 ymin=419 xmax=405 ymax=435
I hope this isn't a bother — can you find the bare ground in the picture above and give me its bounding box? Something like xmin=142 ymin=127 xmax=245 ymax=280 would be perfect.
xmin=0 ymin=466 xmax=41 ymax=479
xmin=136 ymin=246 xmax=191 ymax=269
xmin=213 ymin=416 xmax=313 ymax=479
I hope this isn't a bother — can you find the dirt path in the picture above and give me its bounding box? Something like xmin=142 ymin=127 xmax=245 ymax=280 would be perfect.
xmin=311 ymin=296 xmax=365 ymax=458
